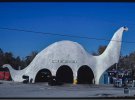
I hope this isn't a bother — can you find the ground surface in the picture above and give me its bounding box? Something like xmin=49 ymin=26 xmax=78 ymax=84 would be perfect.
xmin=0 ymin=80 xmax=135 ymax=98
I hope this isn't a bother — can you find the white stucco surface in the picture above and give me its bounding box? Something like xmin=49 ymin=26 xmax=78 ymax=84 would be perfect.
xmin=2 ymin=27 xmax=128 ymax=84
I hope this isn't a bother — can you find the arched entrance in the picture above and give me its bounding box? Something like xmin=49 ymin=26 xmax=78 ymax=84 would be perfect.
xmin=35 ymin=69 xmax=52 ymax=83
xmin=77 ymin=65 xmax=94 ymax=84
xmin=56 ymin=65 xmax=73 ymax=83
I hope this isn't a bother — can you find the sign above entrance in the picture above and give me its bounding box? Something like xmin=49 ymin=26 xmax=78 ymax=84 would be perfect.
xmin=52 ymin=60 xmax=77 ymax=63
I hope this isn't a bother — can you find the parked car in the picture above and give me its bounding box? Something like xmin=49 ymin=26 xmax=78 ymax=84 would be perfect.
xmin=0 ymin=68 xmax=11 ymax=81
xmin=113 ymin=78 xmax=123 ymax=87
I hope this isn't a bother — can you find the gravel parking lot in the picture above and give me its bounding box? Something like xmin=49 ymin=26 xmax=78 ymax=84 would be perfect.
xmin=0 ymin=80 xmax=135 ymax=98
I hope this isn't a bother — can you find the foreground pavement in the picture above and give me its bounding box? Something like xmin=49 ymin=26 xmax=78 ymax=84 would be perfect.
xmin=0 ymin=80 xmax=135 ymax=98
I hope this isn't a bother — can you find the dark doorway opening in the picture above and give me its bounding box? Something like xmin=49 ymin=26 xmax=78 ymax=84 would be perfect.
xmin=35 ymin=69 xmax=52 ymax=83
xmin=77 ymin=65 xmax=94 ymax=84
xmin=56 ymin=65 xmax=73 ymax=83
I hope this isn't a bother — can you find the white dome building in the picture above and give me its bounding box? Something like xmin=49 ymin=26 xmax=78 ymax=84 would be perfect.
xmin=3 ymin=27 xmax=128 ymax=84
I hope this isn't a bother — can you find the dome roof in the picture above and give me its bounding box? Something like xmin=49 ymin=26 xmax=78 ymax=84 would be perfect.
xmin=27 ymin=40 xmax=91 ymax=72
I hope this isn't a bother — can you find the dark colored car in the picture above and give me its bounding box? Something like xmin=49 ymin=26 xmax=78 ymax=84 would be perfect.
xmin=22 ymin=75 xmax=29 ymax=83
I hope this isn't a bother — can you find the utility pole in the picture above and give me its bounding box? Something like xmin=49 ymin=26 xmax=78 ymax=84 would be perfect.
xmin=116 ymin=63 xmax=118 ymax=70
xmin=116 ymin=63 xmax=118 ymax=79
xmin=18 ymin=66 xmax=21 ymax=70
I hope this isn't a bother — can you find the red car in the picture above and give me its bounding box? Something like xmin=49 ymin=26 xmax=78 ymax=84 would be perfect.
xmin=0 ymin=68 xmax=11 ymax=81
xmin=0 ymin=71 xmax=4 ymax=80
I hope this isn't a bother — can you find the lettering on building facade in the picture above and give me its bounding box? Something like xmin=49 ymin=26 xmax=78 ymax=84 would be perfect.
xmin=52 ymin=60 xmax=77 ymax=63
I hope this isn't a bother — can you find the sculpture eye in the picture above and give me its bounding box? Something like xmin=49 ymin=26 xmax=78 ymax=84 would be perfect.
xmin=123 ymin=26 xmax=128 ymax=31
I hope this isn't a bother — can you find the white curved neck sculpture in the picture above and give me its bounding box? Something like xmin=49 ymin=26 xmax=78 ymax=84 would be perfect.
xmin=2 ymin=27 xmax=128 ymax=84
xmin=94 ymin=27 xmax=128 ymax=84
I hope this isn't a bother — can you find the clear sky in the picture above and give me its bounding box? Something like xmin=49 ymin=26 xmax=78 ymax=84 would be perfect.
xmin=0 ymin=2 xmax=135 ymax=58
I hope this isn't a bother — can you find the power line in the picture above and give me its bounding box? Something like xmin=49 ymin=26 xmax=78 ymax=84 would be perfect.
xmin=0 ymin=27 xmax=135 ymax=44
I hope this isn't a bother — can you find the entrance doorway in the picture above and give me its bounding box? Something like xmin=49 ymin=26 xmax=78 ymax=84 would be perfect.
xmin=56 ymin=65 xmax=73 ymax=83
xmin=77 ymin=65 xmax=94 ymax=84
xmin=35 ymin=69 xmax=52 ymax=82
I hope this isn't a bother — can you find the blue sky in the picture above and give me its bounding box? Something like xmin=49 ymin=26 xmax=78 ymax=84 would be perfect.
xmin=0 ymin=2 xmax=135 ymax=58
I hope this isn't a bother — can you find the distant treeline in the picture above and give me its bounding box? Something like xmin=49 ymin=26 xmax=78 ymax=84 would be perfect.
xmin=0 ymin=46 xmax=135 ymax=71
xmin=0 ymin=48 xmax=37 ymax=70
